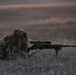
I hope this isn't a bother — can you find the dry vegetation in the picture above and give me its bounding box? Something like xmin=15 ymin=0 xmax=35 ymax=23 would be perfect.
xmin=0 ymin=5 xmax=76 ymax=75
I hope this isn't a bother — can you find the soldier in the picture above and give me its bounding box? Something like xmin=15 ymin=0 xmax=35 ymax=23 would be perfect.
xmin=0 ymin=28 xmax=28 ymax=59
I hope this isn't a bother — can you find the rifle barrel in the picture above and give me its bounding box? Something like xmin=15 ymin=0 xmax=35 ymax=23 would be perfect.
xmin=28 ymin=44 xmax=76 ymax=50
xmin=61 ymin=45 xmax=76 ymax=47
xmin=44 ymin=44 xmax=76 ymax=48
xmin=33 ymin=44 xmax=76 ymax=49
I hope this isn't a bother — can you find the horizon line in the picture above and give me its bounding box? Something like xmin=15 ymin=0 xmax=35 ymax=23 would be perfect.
xmin=0 ymin=3 xmax=76 ymax=9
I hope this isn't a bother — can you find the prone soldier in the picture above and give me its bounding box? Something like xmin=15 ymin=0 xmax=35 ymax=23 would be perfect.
xmin=0 ymin=29 xmax=28 ymax=59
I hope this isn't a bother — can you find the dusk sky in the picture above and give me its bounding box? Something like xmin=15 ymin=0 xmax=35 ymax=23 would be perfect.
xmin=0 ymin=0 xmax=76 ymax=5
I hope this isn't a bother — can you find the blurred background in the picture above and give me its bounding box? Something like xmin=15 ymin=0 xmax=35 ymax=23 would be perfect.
xmin=0 ymin=0 xmax=76 ymax=41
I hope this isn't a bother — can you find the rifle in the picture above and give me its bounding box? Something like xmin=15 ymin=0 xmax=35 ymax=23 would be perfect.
xmin=27 ymin=41 xmax=76 ymax=57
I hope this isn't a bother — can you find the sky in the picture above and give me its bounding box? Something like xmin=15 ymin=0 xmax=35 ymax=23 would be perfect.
xmin=0 ymin=0 xmax=76 ymax=5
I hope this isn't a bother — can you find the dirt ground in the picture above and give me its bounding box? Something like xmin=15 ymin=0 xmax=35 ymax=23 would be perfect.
xmin=0 ymin=5 xmax=76 ymax=75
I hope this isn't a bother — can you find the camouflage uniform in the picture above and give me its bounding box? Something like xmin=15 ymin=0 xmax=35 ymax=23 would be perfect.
xmin=0 ymin=29 xmax=28 ymax=59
